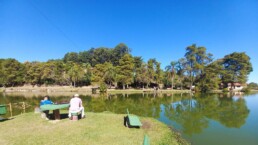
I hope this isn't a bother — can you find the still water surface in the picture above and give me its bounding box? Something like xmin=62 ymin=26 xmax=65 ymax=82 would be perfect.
xmin=1 ymin=92 xmax=258 ymax=145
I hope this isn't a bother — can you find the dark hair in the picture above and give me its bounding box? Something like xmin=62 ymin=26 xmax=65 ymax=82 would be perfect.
xmin=44 ymin=96 xmax=50 ymax=100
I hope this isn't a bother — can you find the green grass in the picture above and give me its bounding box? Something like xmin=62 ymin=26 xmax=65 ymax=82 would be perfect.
xmin=0 ymin=112 xmax=184 ymax=145
xmin=0 ymin=88 xmax=4 ymax=93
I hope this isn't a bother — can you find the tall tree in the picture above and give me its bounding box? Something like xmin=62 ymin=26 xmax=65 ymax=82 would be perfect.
xmin=24 ymin=61 xmax=43 ymax=85
xmin=221 ymin=52 xmax=253 ymax=86
xmin=63 ymin=52 xmax=79 ymax=63
xmin=175 ymin=58 xmax=186 ymax=89
xmin=103 ymin=62 xmax=116 ymax=88
xmin=147 ymin=59 xmax=156 ymax=88
xmin=116 ymin=54 xmax=134 ymax=89
xmin=91 ymin=62 xmax=116 ymax=87
xmin=91 ymin=47 xmax=112 ymax=66
xmin=184 ymin=44 xmax=213 ymax=89
xmin=0 ymin=59 xmax=25 ymax=87
xmin=135 ymin=63 xmax=149 ymax=89
xmin=41 ymin=60 xmax=65 ymax=85
xmin=133 ymin=56 xmax=143 ymax=87
xmin=155 ymin=62 xmax=163 ymax=86
xmin=64 ymin=62 xmax=85 ymax=87
xmin=78 ymin=48 xmax=94 ymax=64
xmin=165 ymin=61 xmax=177 ymax=89
xmin=112 ymin=43 xmax=130 ymax=66
xmin=197 ymin=60 xmax=222 ymax=92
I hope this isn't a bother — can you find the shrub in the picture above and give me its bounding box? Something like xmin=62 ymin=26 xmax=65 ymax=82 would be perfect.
xmin=222 ymin=88 xmax=229 ymax=93
xmin=99 ymin=82 xmax=107 ymax=93
xmin=241 ymin=87 xmax=251 ymax=93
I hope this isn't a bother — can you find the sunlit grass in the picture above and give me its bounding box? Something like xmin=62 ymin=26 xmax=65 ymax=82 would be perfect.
xmin=0 ymin=112 xmax=182 ymax=145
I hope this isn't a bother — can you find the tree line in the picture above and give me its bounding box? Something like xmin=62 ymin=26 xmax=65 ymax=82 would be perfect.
xmin=0 ymin=43 xmax=254 ymax=92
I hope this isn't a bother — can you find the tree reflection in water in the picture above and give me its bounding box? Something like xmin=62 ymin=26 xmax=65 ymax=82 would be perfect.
xmin=164 ymin=93 xmax=249 ymax=135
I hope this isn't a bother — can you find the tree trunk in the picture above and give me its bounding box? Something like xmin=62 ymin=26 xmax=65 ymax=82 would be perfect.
xmin=180 ymin=79 xmax=183 ymax=90
xmin=171 ymin=76 xmax=174 ymax=90
xmin=123 ymin=84 xmax=125 ymax=90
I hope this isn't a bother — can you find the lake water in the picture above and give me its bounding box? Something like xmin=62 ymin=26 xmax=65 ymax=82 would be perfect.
xmin=1 ymin=92 xmax=258 ymax=145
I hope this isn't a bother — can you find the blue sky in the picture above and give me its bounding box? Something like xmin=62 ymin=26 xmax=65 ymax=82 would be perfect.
xmin=0 ymin=0 xmax=257 ymax=83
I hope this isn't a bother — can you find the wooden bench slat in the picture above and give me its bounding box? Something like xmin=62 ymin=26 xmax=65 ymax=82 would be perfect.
xmin=128 ymin=115 xmax=142 ymax=126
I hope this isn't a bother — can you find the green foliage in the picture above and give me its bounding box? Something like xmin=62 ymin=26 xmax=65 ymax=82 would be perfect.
xmin=222 ymin=88 xmax=229 ymax=93
xmin=194 ymin=86 xmax=200 ymax=92
xmin=221 ymin=52 xmax=253 ymax=83
xmin=165 ymin=61 xmax=177 ymax=89
xmin=184 ymin=44 xmax=213 ymax=89
xmin=99 ymin=82 xmax=107 ymax=93
xmin=116 ymin=54 xmax=134 ymax=89
xmin=145 ymin=58 xmax=162 ymax=88
xmin=111 ymin=43 xmax=130 ymax=66
xmin=0 ymin=43 xmax=254 ymax=90
xmin=197 ymin=61 xmax=221 ymax=92
xmin=63 ymin=43 xmax=130 ymax=67
xmin=248 ymin=82 xmax=258 ymax=90
xmin=0 ymin=58 xmax=25 ymax=87
xmin=63 ymin=52 xmax=79 ymax=63
xmin=24 ymin=61 xmax=43 ymax=85
xmin=241 ymin=87 xmax=251 ymax=93
xmin=65 ymin=62 xmax=85 ymax=87
xmin=91 ymin=62 xmax=116 ymax=87
xmin=134 ymin=63 xmax=149 ymax=88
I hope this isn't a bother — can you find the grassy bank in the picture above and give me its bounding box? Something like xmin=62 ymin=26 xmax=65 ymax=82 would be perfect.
xmin=0 ymin=112 xmax=186 ymax=145
xmin=0 ymin=88 xmax=5 ymax=93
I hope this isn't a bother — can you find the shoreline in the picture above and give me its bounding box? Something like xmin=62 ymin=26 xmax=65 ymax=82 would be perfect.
xmin=1 ymin=86 xmax=192 ymax=94
xmin=1 ymin=86 xmax=257 ymax=96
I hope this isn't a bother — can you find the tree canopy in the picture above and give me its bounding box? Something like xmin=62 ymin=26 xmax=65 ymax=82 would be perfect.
xmin=0 ymin=43 xmax=253 ymax=91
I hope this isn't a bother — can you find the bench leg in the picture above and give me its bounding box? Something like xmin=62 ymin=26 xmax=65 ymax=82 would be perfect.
xmin=124 ymin=116 xmax=131 ymax=128
xmin=53 ymin=109 xmax=60 ymax=120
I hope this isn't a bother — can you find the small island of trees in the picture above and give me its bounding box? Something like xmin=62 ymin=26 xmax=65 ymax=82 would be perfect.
xmin=0 ymin=43 xmax=255 ymax=92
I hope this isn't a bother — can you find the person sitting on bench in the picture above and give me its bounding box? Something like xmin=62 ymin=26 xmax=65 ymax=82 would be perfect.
xmin=40 ymin=96 xmax=53 ymax=119
xmin=68 ymin=94 xmax=85 ymax=119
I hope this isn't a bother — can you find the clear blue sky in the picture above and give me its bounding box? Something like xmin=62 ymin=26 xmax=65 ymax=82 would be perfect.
xmin=0 ymin=0 xmax=257 ymax=83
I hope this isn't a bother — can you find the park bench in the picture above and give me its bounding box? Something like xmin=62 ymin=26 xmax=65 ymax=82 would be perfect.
xmin=124 ymin=108 xmax=142 ymax=128
xmin=0 ymin=105 xmax=7 ymax=115
xmin=143 ymin=134 xmax=150 ymax=145
xmin=40 ymin=104 xmax=70 ymax=120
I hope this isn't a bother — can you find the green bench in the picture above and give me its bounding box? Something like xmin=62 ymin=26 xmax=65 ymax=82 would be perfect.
xmin=0 ymin=105 xmax=7 ymax=115
xmin=124 ymin=109 xmax=142 ymax=128
xmin=143 ymin=134 xmax=150 ymax=145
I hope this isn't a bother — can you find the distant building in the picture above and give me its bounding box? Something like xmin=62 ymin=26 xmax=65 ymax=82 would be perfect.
xmin=220 ymin=82 xmax=244 ymax=91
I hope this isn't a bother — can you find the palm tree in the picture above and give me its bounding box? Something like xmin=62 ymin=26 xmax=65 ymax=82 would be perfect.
xmin=165 ymin=61 xmax=177 ymax=90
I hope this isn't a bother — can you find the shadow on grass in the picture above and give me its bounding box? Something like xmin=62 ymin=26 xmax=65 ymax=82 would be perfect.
xmin=60 ymin=113 xmax=69 ymax=119
xmin=0 ymin=117 xmax=14 ymax=122
xmin=46 ymin=113 xmax=69 ymax=120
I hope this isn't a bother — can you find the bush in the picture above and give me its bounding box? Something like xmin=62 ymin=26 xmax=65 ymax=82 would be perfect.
xmin=241 ymin=87 xmax=251 ymax=93
xmin=222 ymin=88 xmax=229 ymax=93
xmin=99 ymin=82 xmax=107 ymax=93
xmin=194 ymin=86 xmax=200 ymax=92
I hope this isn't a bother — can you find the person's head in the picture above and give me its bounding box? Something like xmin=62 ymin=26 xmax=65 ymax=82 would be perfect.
xmin=44 ymin=96 xmax=50 ymax=100
xmin=74 ymin=94 xmax=79 ymax=98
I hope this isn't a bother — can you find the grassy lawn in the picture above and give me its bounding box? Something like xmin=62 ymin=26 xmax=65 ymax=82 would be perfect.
xmin=0 ymin=112 xmax=184 ymax=145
